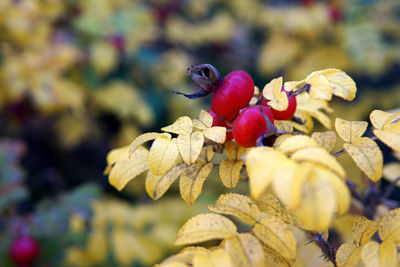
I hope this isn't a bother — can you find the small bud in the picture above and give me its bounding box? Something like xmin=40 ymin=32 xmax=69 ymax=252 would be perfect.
xmin=187 ymin=64 xmax=223 ymax=92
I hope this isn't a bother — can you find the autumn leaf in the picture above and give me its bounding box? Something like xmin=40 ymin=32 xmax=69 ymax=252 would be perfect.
xmin=222 ymin=233 xmax=265 ymax=267
xmin=177 ymin=132 xmax=204 ymax=165
xmin=219 ymin=159 xmax=243 ymax=188
xmin=262 ymin=77 xmax=288 ymax=111
xmin=109 ymin=146 xmax=149 ymax=191
xmin=307 ymin=72 xmax=333 ymax=101
xmin=344 ymin=137 xmax=383 ymax=182
xmin=180 ymin=162 xmax=213 ymax=205
xmin=162 ymin=116 xmax=193 ymax=135
xmin=278 ymin=135 xmax=319 ymax=154
xmin=193 ymin=248 xmax=234 ymax=267
xmin=203 ymin=126 xmax=226 ymax=143
xmin=252 ymin=216 xmax=297 ymax=264
xmin=104 ymin=145 xmax=129 ymax=175
xmin=146 ymin=164 xmax=186 ymax=200
xmin=336 ymin=242 xmax=362 ymax=267
xmin=319 ymin=69 xmax=357 ymax=101
xmin=335 ymin=118 xmax=368 ymax=143
xmin=379 ymin=208 xmax=400 ymax=244
xmin=311 ymin=131 xmax=336 ymax=152
xmin=175 ymin=213 xmax=237 ymax=245
xmin=352 ymin=217 xmax=379 ymax=246
xmin=208 ymin=193 xmax=260 ymax=225
xmin=225 ymin=141 xmax=247 ymax=160
xmin=192 ymin=110 xmax=213 ymax=130
xmin=149 ymin=134 xmax=179 ymax=175
xmin=129 ymin=132 xmax=161 ymax=156
xmin=370 ymin=109 xmax=400 ymax=152
xmin=383 ymin=162 xmax=400 ymax=186
xmin=159 ymin=247 xmax=209 ymax=266
xmin=361 ymin=241 xmax=398 ymax=267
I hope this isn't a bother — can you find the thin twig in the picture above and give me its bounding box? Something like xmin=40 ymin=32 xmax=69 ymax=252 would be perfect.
xmin=332 ymin=149 xmax=346 ymax=157
xmin=307 ymin=232 xmax=337 ymax=267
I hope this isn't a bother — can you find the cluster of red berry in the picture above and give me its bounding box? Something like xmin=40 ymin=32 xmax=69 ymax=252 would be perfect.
xmin=179 ymin=64 xmax=297 ymax=148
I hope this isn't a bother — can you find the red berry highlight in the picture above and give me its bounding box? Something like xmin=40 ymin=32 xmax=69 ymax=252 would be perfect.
xmin=211 ymin=70 xmax=254 ymax=121
xmin=232 ymin=105 xmax=274 ymax=148
xmin=9 ymin=236 xmax=40 ymax=265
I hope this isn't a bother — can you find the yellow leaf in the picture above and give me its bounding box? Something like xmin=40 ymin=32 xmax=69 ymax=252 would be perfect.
xmin=146 ymin=164 xmax=186 ymax=200
xmin=311 ymin=131 xmax=337 ymax=152
xmin=383 ymin=163 xmax=400 ymax=186
xmin=87 ymin=230 xmax=107 ymax=263
xmin=336 ymin=242 xmax=362 ymax=267
xmin=252 ymin=193 xmax=281 ymax=216
xmin=109 ymin=146 xmax=149 ymax=191
xmin=352 ymin=217 xmax=379 ymax=246
xmin=225 ymin=141 xmax=247 ymax=160
xmin=175 ymin=213 xmax=237 ymax=245
xmin=208 ymin=193 xmax=260 ymax=225
xmin=104 ymin=145 xmax=129 ymax=175
xmin=335 ymin=118 xmax=368 ymax=143
xmin=149 ymin=134 xmax=179 ymax=175
xmin=283 ymin=80 xmax=305 ymax=92
xmin=129 ymin=132 xmax=161 ymax=156
xmin=222 ymin=233 xmax=265 ymax=267
xmin=344 ymin=137 xmax=383 ymax=182
xmin=379 ymin=208 xmax=400 ymax=244
xmin=274 ymin=120 xmax=294 ymax=132
xmin=291 ymin=147 xmax=345 ymax=178
xmin=373 ymin=129 xmax=400 ymax=153
xmin=263 ymin=246 xmax=290 ymax=267
xmin=315 ymin=166 xmax=350 ymax=215
xmin=262 ymin=77 xmax=288 ymax=111
xmin=205 ymin=146 xmax=215 ymax=162
xmin=246 ymin=148 xmax=287 ymax=199
xmin=203 ymin=126 xmax=226 ymax=144
xmin=180 ymin=162 xmax=213 ymax=204
xmin=193 ymin=110 xmax=213 ymax=130
xmin=307 ymin=72 xmax=333 ymax=101
xmin=370 ymin=109 xmax=397 ymax=130
xmin=272 ymin=160 xmax=306 ymax=208
xmin=160 ymin=247 xmax=209 ymax=266
xmin=219 ymin=159 xmax=243 ymax=189
xmin=193 ymin=248 xmax=233 ymax=267
xmin=295 ymin=172 xmax=336 ymax=232
xmin=111 ymin=228 xmax=136 ymax=265
xmin=361 ymin=241 xmax=398 ymax=267
xmin=319 ymin=69 xmax=357 ymax=101
xmin=177 ymin=132 xmax=205 ymax=165
xmin=252 ymin=216 xmax=297 ymax=263
xmin=295 ymin=93 xmax=333 ymax=129
xmin=162 ymin=116 xmax=193 ymax=135
xmin=278 ymin=135 xmax=318 ymax=154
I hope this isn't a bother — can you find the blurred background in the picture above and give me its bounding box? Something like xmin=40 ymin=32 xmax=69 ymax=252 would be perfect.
xmin=1 ymin=0 xmax=400 ymax=266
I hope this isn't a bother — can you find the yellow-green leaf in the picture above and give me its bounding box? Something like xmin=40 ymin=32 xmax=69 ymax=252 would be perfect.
xmin=109 ymin=147 xmax=149 ymax=191
xmin=203 ymin=126 xmax=226 ymax=144
xmin=352 ymin=217 xmax=379 ymax=246
xmin=146 ymin=164 xmax=186 ymax=200
xmin=222 ymin=233 xmax=265 ymax=267
xmin=129 ymin=132 xmax=161 ymax=156
xmin=177 ymin=132 xmax=204 ymax=165
xmin=383 ymin=163 xmax=400 ymax=186
xmin=373 ymin=129 xmax=400 ymax=153
xmin=295 ymin=172 xmax=336 ymax=232
xmin=180 ymin=162 xmax=213 ymax=205
xmin=162 ymin=116 xmax=193 ymax=135
xmin=361 ymin=241 xmax=398 ymax=267
xmin=291 ymin=147 xmax=346 ymax=178
xmin=208 ymin=193 xmax=260 ymax=225
xmin=193 ymin=110 xmax=213 ymax=130
xmin=379 ymin=208 xmax=400 ymax=244
xmin=311 ymin=131 xmax=337 ymax=152
xmin=246 ymin=148 xmax=287 ymax=199
xmin=336 ymin=242 xmax=362 ymax=267
xmin=335 ymin=118 xmax=368 ymax=143
xmin=175 ymin=213 xmax=237 ymax=245
xmin=219 ymin=159 xmax=243 ymax=189
xmin=319 ymin=69 xmax=357 ymax=101
xmin=307 ymin=72 xmax=332 ymax=101
xmin=225 ymin=141 xmax=247 ymax=160
xmin=278 ymin=135 xmax=318 ymax=154
xmin=149 ymin=134 xmax=179 ymax=175
xmin=193 ymin=248 xmax=233 ymax=267
xmin=344 ymin=137 xmax=383 ymax=182
xmin=262 ymin=77 xmax=288 ymax=111
xmin=112 ymin=228 xmax=136 ymax=265
xmin=252 ymin=216 xmax=297 ymax=263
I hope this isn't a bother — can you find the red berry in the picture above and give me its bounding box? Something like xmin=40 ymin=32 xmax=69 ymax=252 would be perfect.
xmin=208 ymin=110 xmax=233 ymax=142
xmin=262 ymin=94 xmax=297 ymax=121
xmin=211 ymin=70 xmax=254 ymax=121
xmin=232 ymin=105 xmax=274 ymax=148
xmin=9 ymin=236 xmax=40 ymax=264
